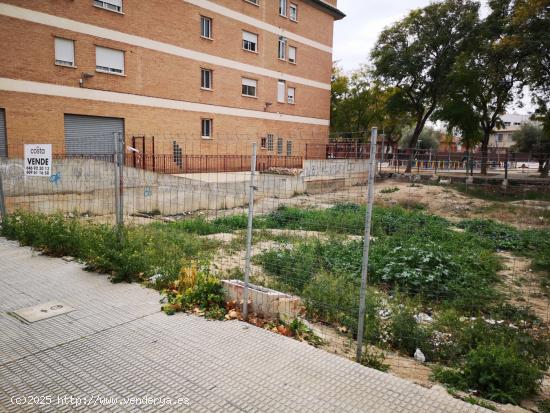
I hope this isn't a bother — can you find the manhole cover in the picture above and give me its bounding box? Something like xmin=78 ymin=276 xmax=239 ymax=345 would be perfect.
xmin=11 ymin=301 xmax=75 ymax=323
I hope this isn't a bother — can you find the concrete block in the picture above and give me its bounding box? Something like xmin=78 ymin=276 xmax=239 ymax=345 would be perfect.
xmin=222 ymin=279 xmax=302 ymax=320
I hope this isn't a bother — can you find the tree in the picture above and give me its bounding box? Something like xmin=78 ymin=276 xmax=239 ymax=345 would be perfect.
xmin=512 ymin=122 xmax=550 ymax=177
xmin=371 ymin=0 xmax=479 ymax=172
xmin=512 ymin=0 xmax=550 ymax=178
xmin=330 ymin=66 xmax=384 ymax=137
xmin=438 ymin=0 xmax=526 ymax=175
xmin=401 ymin=126 xmax=442 ymax=150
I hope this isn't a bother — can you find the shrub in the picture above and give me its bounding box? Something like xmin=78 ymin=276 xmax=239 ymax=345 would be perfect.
xmin=361 ymin=348 xmax=390 ymax=372
xmin=389 ymin=306 xmax=431 ymax=357
xmin=1 ymin=212 xmax=217 ymax=285
xmin=162 ymin=271 xmax=227 ymax=320
xmin=459 ymin=219 xmax=524 ymax=251
xmin=380 ymin=187 xmax=399 ymax=194
xmin=462 ymin=344 xmax=542 ymax=404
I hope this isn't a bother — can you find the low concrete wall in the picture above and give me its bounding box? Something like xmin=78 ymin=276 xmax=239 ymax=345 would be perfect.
xmin=0 ymin=158 xmax=371 ymax=215
xmin=303 ymin=159 xmax=369 ymax=188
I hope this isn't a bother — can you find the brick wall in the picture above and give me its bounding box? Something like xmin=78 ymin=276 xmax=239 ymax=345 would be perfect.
xmin=0 ymin=0 xmax=339 ymax=157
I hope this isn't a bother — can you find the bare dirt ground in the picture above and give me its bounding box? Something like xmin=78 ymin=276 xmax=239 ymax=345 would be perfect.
xmin=375 ymin=180 xmax=550 ymax=229
xmin=498 ymin=251 xmax=549 ymax=323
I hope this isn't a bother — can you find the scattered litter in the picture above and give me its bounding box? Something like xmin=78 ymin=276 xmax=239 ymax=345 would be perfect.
xmin=414 ymin=348 xmax=426 ymax=363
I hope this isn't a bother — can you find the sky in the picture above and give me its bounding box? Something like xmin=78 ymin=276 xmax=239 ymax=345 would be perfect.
xmin=332 ymin=0 xmax=533 ymax=115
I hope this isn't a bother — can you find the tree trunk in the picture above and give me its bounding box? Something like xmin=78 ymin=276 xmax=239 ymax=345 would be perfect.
xmin=480 ymin=131 xmax=490 ymax=175
xmin=542 ymin=160 xmax=550 ymax=178
xmin=405 ymin=126 xmax=423 ymax=173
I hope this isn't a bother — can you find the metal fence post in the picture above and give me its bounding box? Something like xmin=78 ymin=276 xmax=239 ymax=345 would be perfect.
xmin=356 ymin=127 xmax=378 ymax=363
xmin=0 ymin=166 xmax=6 ymax=219
xmin=242 ymin=143 xmax=257 ymax=320
xmin=114 ymin=132 xmax=124 ymax=227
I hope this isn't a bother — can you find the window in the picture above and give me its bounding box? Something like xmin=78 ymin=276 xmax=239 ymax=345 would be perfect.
xmin=200 ymin=16 xmax=212 ymax=39
xmin=242 ymin=31 xmax=258 ymax=52
xmin=287 ymin=87 xmax=295 ymax=104
xmin=93 ymin=0 xmax=122 ymax=13
xmin=279 ymin=0 xmax=287 ymax=16
xmin=277 ymin=137 xmax=283 ymax=155
xmin=504 ymin=122 xmax=511 ymax=127
xmin=55 ymin=37 xmax=75 ymax=67
xmin=260 ymin=137 xmax=267 ymax=149
xmin=278 ymin=36 xmax=287 ymax=60
xmin=201 ymin=68 xmax=212 ymax=90
xmin=277 ymin=80 xmax=286 ymax=103
xmin=288 ymin=46 xmax=296 ymax=64
xmin=201 ymin=119 xmax=213 ymax=139
xmin=289 ymin=3 xmax=297 ymax=21
xmin=242 ymin=78 xmax=257 ymax=97
xmin=96 ymin=46 xmax=124 ymax=74
xmin=245 ymin=0 xmax=259 ymax=4
xmin=514 ymin=122 xmax=521 ymax=126
xmin=497 ymin=133 xmax=504 ymax=143
xmin=286 ymin=140 xmax=292 ymax=156
xmin=267 ymin=134 xmax=274 ymax=151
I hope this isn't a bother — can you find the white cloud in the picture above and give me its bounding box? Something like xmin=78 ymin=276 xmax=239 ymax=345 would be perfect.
xmin=332 ymin=0 xmax=533 ymax=115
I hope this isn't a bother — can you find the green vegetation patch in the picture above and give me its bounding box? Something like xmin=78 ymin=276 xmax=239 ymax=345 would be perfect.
xmin=1 ymin=211 xmax=218 ymax=285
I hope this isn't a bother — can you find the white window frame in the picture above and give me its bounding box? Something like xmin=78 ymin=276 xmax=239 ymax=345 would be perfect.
xmin=287 ymin=87 xmax=295 ymax=104
xmin=277 ymin=80 xmax=286 ymax=103
xmin=289 ymin=3 xmax=298 ymax=21
xmin=244 ymin=0 xmax=259 ymax=5
xmin=267 ymin=134 xmax=274 ymax=151
xmin=93 ymin=0 xmax=123 ymax=13
xmin=201 ymin=118 xmax=213 ymax=139
xmin=288 ymin=46 xmax=297 ymax=64
xmin=95 ymin=46 xmax=125 ymax=75
xmin=54 ymin=37 xmax=75 ymax=67
xmin=242 ymin=77 xmax=258 ymax=97
xmin=277 ymin=137 xmax=283 ymax=155
xmin=286 ymin=140 xmax=293 ymax=156
xmin=201 ymin=68 xmax=213 ymax=90
xmin=200 ymin=16 xmax=212 ymax=39
xmin=279 ymin=0 xmax=287 ymax=17
xmin=278 ymin=36 xmax=287 ymax=60
xmin=242 ymin=31 xmax=258 ymax=53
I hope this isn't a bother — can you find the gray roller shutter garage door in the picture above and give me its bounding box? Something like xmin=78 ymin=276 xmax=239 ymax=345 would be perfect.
xmin=0 ymin=109 xmax=6 ymax=158
xmin=64 ymin=114 xmax=124 ymax=155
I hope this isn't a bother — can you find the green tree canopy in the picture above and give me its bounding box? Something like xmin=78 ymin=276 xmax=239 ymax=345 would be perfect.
xmin=512 ymin=122 xmax=550 ymax=176
xmin=437 ymin=0 xmax=527 ymax=174
xmin=371 ymin=0 xmax=479 ymax=171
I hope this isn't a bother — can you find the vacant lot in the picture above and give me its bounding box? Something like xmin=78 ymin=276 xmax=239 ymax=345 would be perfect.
xmin=2 ymin=179 xmax=549 ymax=412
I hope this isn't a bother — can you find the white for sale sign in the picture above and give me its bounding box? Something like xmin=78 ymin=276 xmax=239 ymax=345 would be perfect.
xmin=24 ymin=144 xmax=52 ymax=177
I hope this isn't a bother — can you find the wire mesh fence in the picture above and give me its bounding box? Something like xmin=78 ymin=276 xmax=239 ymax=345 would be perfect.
xmin=0 ymin=129 xmax=549 ymax=408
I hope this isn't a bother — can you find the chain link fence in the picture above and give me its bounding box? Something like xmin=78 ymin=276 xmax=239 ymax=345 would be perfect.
xmin=0 ymin=129 xmax=549 ymax=409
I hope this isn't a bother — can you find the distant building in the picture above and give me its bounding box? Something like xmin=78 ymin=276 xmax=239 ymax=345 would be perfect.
xmin=438 ymin=134 xmax=463 ymax=153
xmin=488 ymin=114 xmax=532 ymax=149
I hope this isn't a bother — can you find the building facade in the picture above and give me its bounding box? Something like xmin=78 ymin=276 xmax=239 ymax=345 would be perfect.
xmin=488 ymin=113 xmax=532 ymax=150
xmin=0 ymin=0 xmax=344 ymax=158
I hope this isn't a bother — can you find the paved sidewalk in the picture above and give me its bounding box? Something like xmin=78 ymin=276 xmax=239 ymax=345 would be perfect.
xmin=0 ymin=238 xmax=489 ymax=412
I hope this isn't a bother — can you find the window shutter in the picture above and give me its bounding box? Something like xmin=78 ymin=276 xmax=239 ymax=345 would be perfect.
xmin=55 ymin=38 xmax=74 ymax=65
xmin=105 ymin=0 xmax=122 ymax=7
xmin=242 ymin=31 xmax=257 ymax=43
xmin=242 ymin=78 xmax=257 ymax=87
xmin=96 ymin=46 xmax=124 ymax=72
xmin=277 ymin=80 xmax=286 ymax=103
xmin=288 ymin=46 xmax=296 ymax=62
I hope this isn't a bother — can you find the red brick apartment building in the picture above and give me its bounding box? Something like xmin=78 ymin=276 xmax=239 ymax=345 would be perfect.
xmin=0 ymin=0 xmax=344 ymax=159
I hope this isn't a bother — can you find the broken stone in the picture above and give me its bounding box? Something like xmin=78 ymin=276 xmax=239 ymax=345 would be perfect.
xmin=414 ymin=313 xmax=433 ymax=324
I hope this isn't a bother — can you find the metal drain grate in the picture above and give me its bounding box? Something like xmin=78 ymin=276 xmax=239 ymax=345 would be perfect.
xmin=11 ymin=301 xmax=74 ymax=323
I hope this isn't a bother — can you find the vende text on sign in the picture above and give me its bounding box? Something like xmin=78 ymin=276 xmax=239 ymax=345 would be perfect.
xmin=24 ymin=144 xmax=53 ymax=177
